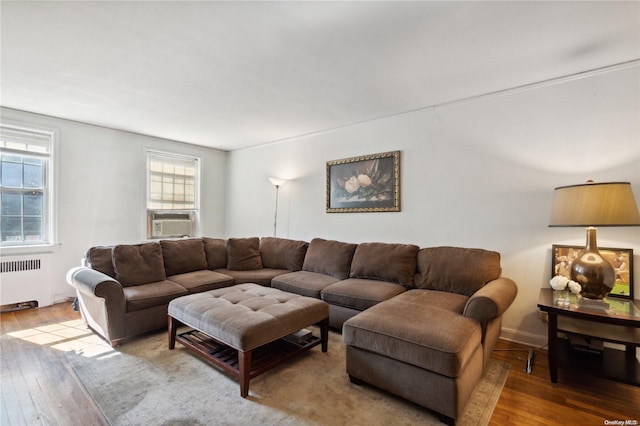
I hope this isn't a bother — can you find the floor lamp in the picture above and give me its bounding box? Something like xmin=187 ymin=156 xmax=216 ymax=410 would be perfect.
xmin=269 ymin=177 xmax=286 ymax=237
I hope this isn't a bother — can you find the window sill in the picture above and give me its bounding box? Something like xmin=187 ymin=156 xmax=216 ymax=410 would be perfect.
xmin=0 ymin=243 xmax=61 ymax=257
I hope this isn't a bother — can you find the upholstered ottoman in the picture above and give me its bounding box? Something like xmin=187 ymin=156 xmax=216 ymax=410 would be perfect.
xmin=343 ymin=293 xmax=483 ymax=426
xmin=168 ymin=283 xmax=329 ymax=397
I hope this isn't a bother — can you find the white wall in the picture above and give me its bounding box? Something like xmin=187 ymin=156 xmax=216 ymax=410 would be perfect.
xmin=2 ymin=64 xmax=637 ymax=344
xmin=226 ymin=64 xmax=640 ymax=345
xmin=0 ymin=107 xmax=227 ymax=305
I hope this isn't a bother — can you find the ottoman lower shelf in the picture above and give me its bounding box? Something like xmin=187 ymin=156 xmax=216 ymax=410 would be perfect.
xmin=177 ymin=328 xmax=322 ymax=377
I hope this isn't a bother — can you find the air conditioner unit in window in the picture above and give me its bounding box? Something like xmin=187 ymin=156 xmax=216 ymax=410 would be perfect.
xmin=151 ymin=219 xmax=193 ymax=238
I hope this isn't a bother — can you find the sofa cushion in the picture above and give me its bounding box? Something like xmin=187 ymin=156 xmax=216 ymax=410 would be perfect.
xmin=226 ymin=237 xmax=263 ymax=271
xmin=414 ymin=247 xmax=501 ymax=296
xmin=302 ymin=238 xmax=357 ymax=280
xmin=343 ymin=294 xmax=482 ymax=378
xmin=260 ymin=237 xmax=308 ymax=271
xmin=321 ymin=278 xmax=407 ymax=311
xmin=122 ymin=280 xmax=188 ymax=312
xmin=214 ymin=268 xmax=288 ymax=286
xmin=390 ymin=289 xmax=469 ymax=314
xmin=167 ymin=270 xmax=234 ymax=293
xmin=160 ymin=239 xmax=208 ymax=277
xmin=272 ymin=271 xmax=341 ymax=299
xmin=86 ymin=245 xmax=116 ymax=278
xmin=203 ymin=237 xmax=227 ymax=270
xmin=113 ymin=243 xmax=167 ymax=287
xmin=349 ymin=242 xmax=419 ymax=287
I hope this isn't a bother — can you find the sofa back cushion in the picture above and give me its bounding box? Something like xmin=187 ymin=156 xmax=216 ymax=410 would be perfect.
xmin=349 ymin=242 xmax=419 ymax=287
xmin=414 ymin=246 xmax=501 ymax=296
xmin=113 ymin=242 xmax=167 ymax=287
xmin=202 ymin=237 xmax=227 ymax=270
xmin=160 ymin=239 xmax=208 ymax=276
xmin=86 ymin=245 xmax=116 ymax=278
xmin=302 ymin=238 xmax=357 ymax=280
xmin=260 ymin=237 xmax=308 ymax=271
xmin=226 ymin=237 xmax=263 ymax=270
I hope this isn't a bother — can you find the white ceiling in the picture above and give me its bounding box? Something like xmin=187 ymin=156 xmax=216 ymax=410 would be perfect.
xmin=1 ymin=1 xmax=638 ymax=151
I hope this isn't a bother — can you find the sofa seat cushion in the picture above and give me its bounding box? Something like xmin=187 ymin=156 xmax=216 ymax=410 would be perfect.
xmin=343 ymin=298 xmax=481 ymax=378
xmin=321 ymin=278 xmax=407 ymax=311
xmin=214 ymin=268 xmax=289 ymax=286
xmin=272 ymin=271 xmax=341 ymax=299
xmin=123 ymin=280 xmax=188 ymax=312
xmin=167 ymin=270 xmax=234 ymax=293
xmin=391 ymin=289 xmax=469 ymax=314
xmin=160 ymin=239 xmax=208 ymax=276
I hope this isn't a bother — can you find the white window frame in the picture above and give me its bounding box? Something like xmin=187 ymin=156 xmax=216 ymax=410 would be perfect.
xmin=145 ymin=150 xmax=200 ymax=239
xmin=0 ymin=123 xmax=56 ymax=247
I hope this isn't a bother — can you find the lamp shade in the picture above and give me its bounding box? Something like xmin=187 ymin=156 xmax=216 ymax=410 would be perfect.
xmin=549 ymin=182 xmax=640 ymax=227
xmin=269 ymin=177 xmax=286 ymax=187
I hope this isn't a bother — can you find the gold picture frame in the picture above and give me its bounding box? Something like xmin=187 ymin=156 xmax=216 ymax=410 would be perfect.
xmin=326 ymin=151 xmax=400 ymax=213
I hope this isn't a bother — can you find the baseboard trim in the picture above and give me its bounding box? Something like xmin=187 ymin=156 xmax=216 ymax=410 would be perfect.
xmin=500 ymin=327 xmax=547 ymax=348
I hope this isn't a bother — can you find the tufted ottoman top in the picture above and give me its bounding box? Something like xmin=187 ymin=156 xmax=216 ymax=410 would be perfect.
xmin=168 ymin=283 xmax=329 ymax=351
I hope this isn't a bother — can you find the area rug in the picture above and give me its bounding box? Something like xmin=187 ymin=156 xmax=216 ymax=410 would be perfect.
xmin=64 ymin=328 xmax=509 ymax=426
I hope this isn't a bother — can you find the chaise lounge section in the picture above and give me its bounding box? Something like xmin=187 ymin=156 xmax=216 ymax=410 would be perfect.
xmin=342 ymin=247 xmax=517 ymax=425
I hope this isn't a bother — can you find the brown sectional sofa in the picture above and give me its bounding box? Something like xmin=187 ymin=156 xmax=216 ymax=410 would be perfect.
xmin=67 ymin=236 xmax=517 ymax=425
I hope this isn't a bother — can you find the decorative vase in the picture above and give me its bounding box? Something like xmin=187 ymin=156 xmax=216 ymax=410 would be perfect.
xmin=555 ymin=290 xmax=570 ymax=307
xmin=570 ymin=227 xmax=615 ymax=299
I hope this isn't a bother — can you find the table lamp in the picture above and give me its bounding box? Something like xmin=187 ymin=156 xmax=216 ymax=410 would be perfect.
xmin=549 ymin=181 xmax=640 ymax=299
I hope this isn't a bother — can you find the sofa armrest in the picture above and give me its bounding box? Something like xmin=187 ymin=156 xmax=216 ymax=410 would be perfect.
xmin=66 ymin=267 xmax=126 ymax=345
xmin=68 ymin=267 xmax=125 ymax=302
xmin=463 ymin=277 xmax=517 ymax=327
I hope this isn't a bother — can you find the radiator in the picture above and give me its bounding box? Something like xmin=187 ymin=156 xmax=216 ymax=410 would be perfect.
xmin=0 ymin=253 xmax=53 ymax=308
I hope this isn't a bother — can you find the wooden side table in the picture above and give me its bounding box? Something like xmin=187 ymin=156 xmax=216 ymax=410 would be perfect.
xmin=537 ymin=288 xmax=640 ymax=386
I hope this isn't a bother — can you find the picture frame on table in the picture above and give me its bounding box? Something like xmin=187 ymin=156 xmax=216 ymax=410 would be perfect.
xmin=551 ymin=244 xmax=634 ymax=300
xmin=326 ymin=151 xmax=400 ymax=213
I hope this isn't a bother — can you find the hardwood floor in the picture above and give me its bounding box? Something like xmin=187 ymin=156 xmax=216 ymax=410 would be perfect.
xmin=1 ymin=302 xmax=639 ymax=425
xmin=1 ymin=302 xmax=107 ymax=426
xmin=490 ymin=340 xmax=640 ymax=425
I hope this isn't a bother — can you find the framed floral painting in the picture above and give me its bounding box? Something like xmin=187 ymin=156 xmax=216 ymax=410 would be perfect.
xmin=551 ymin=244 xmax=634 ymax=300
xmin=326 ymin=151 xmax=400 ymax=213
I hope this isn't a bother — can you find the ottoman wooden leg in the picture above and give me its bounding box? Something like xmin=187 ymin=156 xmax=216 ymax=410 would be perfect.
xmin=319 ymin=318 xmax=329 ymax=352
xmin=168 ymin=315 xmax=178 ymax=350
xmin=238 ymin=349 xmax=252 ymax=398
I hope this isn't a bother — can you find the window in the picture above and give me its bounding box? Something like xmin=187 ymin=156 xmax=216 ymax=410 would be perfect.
xmin=146 ymin=151 xmax=199 ymax=239
xmin=0 ymin=125 xmax=54 ymax=246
